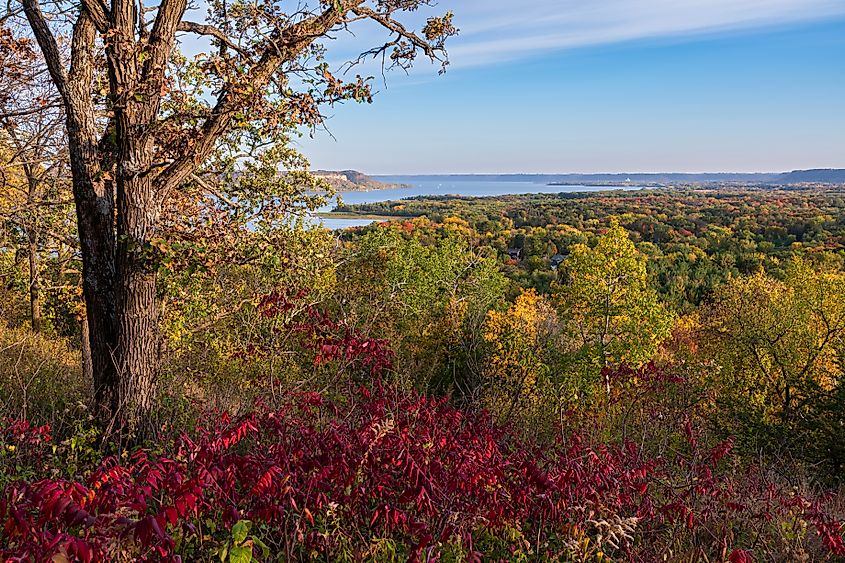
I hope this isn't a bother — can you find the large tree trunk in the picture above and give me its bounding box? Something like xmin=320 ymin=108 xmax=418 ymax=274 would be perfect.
xmin=114 ymin=170 xmax=161 ymax=436
xmin=64 ymin=44 xmax=120 ymax=433
xmin=45 ymin=13 xmax=122 ymax=435
xmin=22 ymin=0 xmax=176 ymax=443
xmin=72 ymin=166 xmax=119 ymax=431
xmin=23 ymin=0 xmax=120 ymax=433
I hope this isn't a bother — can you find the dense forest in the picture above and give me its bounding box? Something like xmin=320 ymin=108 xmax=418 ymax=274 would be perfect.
xmin=2 ymin=0 xmax=845 ymax=558
xmin=337 ymin=188 xmax=845 ymax=309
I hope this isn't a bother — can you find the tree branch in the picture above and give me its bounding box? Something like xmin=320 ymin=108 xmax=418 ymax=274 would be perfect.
xmin=20 ymin=0 xmax=68 ymax=98
xmin=144 ymin=0 xmax=188 ymax=86
xmin=67 ymin=11 xmax=97 ymax=127
xmin=190 ymin=173 xmax=240 ymax=209
xmin=155 ymin=2 xmax=355 ymax=195
xmin=177 ymin=21 xmax=254 ymax=61
xmin=350 ymin=5 xmax=444 ymax=64
xmin=0 ymin=104 xmax=63 ymax=121
xmin=80 ymin=0 xmax=110 ymax=32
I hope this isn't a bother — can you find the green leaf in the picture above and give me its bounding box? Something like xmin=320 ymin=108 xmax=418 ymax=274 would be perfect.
xmin=252 ymin=536 xmax=270 ymax=559
xmin=229 ymin=545 xmax=252 ymax=563
xmin=231 ymin=520 xmax=251 ymax=545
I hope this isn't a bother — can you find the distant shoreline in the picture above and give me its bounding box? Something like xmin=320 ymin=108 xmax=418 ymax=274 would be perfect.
xmin=316 ymin=212 xmax=398 ymax=221
xmin=334 ymin=183 xmax=411 ymax=193
xmin=548 ymin=181 xmax=664 ymax=188
xmin=372 ymin=169 xmax=845 ymax=185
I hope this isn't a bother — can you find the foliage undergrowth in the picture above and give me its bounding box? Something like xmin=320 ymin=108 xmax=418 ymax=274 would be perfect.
xmin=1 ymin=371 xmax=843 ymax=562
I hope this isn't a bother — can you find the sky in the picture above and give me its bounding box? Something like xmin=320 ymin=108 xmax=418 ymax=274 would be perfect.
xmin=298 ymin=0 xmax=845 ymax=174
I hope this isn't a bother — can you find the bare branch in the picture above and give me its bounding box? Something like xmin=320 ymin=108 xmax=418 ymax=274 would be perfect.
xmin=20 ymin=0 xmax=68 ymax=97
xmin=190 ymin=173 xmax=240 ymax=209
xmin=0 ymin=4 xmax=22 ymax=25
xmin=177 ymin=21 xmax=254 ymax=61
xmin=0 ymin=103 xmax=63 ymax=120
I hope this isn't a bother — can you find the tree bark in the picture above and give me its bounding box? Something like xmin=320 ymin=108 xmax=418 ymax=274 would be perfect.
xmin=80 ymin=313 xmax=94 ymax=390
xmin=113 ymin=170 xmax=161 ymax=436
xmin=104 ymin=0 xmax=174 ymax=434
xmin=27 ymin=231 xmax=42 ymax=333
xmin=62 ymin=12 xmax=120 ymax=431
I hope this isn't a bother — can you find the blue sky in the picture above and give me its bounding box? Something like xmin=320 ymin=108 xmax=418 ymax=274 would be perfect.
xmin=299 ymin=0 xmax=845 ymax=174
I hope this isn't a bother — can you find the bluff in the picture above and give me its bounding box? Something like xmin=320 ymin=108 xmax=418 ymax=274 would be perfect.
xmin=313 ymin=170 xmax=405 ymax=191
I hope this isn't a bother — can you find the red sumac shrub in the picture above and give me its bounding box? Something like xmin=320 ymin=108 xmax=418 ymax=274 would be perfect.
xmin=1 ymin=375 xmax=843 ymax=561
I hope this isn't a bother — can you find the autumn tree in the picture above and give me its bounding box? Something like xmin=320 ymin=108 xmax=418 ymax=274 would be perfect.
xmin=13 ymin=0 xmax=456 ymax=436
xmin=555 ymin=219 xmax=673 ymax=393
xmin=482 ymin=288 xmax=559 ymax=424
xmin=702 ymin=260 xmax=845 ymax=467
xmin=0 ymin=26 xmax=76 ymax=335
xmin=334 ymin=222 xmax=505 ymax=396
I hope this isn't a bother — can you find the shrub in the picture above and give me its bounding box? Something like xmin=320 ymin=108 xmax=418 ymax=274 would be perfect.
xmin=1 ymin=376 xmax=843 ymax=562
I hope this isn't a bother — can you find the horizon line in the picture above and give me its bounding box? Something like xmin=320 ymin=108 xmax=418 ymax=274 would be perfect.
xmin=363 ymin=169 xmax=842 ymax=177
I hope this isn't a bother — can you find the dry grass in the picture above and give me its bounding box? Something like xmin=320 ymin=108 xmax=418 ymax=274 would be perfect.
xmin=0 ymin=324 xmax=89 ymax=435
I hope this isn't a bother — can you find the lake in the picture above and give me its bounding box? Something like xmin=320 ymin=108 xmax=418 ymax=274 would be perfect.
xmin=316 ymin=176 xmax=642 ymax=230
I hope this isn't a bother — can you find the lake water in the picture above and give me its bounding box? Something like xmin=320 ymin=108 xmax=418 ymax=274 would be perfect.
xmin=316 ymin=176 xmax=642 ymax=230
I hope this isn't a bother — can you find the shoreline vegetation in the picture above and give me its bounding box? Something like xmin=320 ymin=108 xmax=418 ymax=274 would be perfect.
xmin=328 ymin=183 xmax=845 ymax=219
xmin=315 ymin=212 xmax=398 ymax=221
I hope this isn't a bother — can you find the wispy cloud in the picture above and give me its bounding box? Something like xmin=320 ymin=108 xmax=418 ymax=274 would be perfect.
xmin=444 ymin=0 xmax=845 ymax=67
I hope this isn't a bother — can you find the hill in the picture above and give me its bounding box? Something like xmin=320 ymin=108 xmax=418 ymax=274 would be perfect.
xmin=313 ymin=170 xmax=407 ymax=191
xmin=778 ymin=169 xmax=845 ymax=184
xmin=380 ymin=170 xmax=845 ymax=186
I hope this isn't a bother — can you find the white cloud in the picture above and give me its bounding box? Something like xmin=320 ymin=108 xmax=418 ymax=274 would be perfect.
xmin=444 ymin=0 xmax=845 ymax=66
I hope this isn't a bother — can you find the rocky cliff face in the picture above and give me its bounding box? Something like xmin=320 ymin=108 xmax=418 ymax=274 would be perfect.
xmin=313 ymin=170 xmax=405 ymax=191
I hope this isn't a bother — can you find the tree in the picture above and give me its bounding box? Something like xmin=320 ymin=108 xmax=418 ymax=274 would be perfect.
xmin=555 ymin=219 xmax=673 ymax=393
xmin=702 ymin=260 xmax=845 ymax=465
xmin=334 ymin=222 xmax=506 ymax=396
xmin=0 ymin=26 xmax=73 ymax=335
xmin=482 ymin=288 xmax=558 ymax=424
xmin=14 ymin=0 xmax=456 ymax=436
